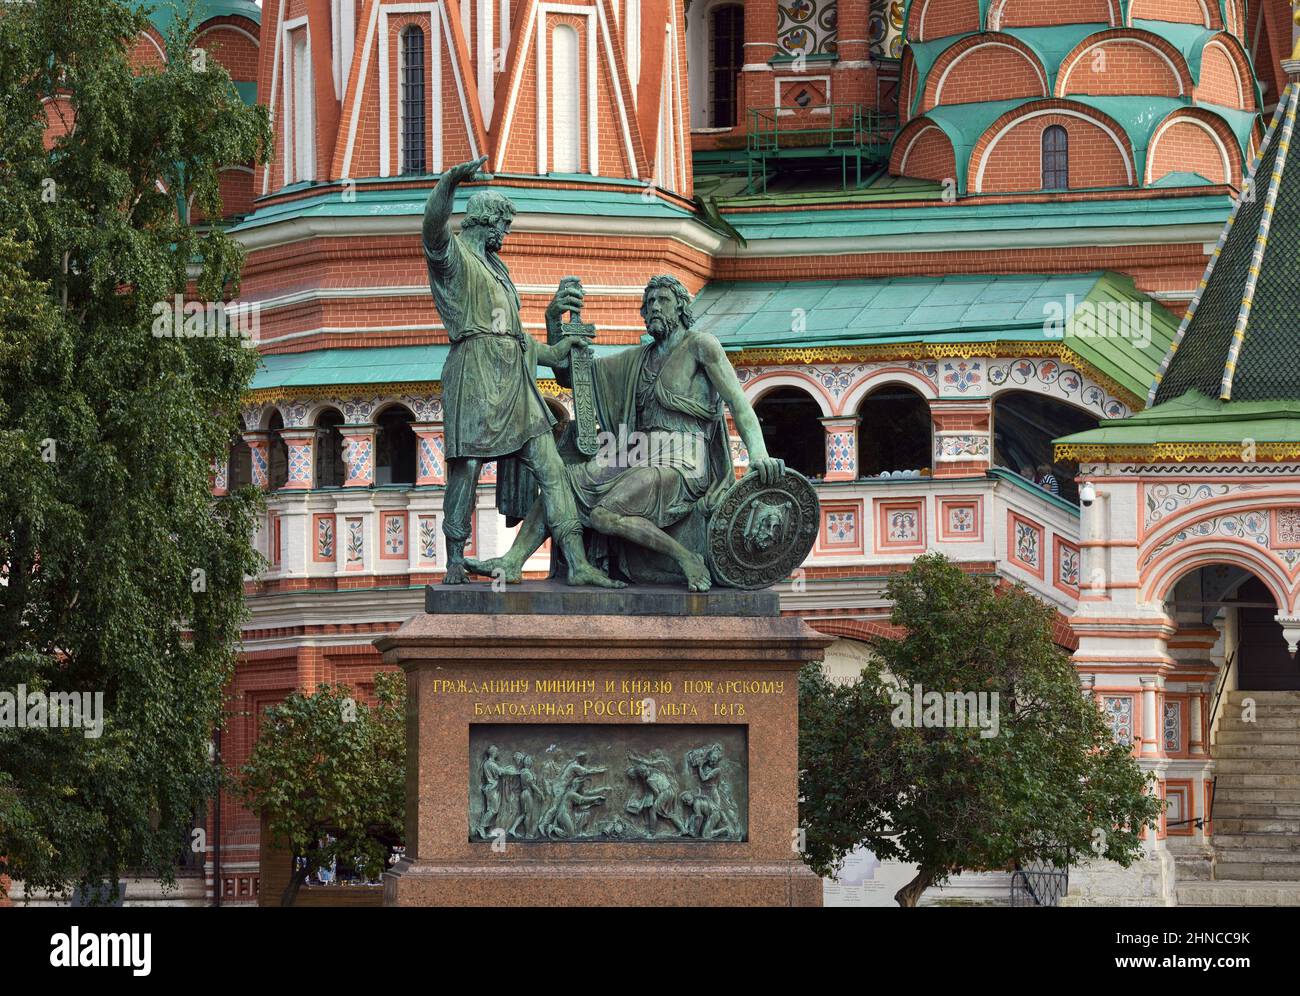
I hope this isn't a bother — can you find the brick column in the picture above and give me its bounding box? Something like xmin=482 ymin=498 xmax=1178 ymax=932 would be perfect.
xmin=832 ymin=0 xmax=873 ymax=107
xmin=412 ymin=422 xmax=446 ymax=486
xmin=931 ymin=401 xmax=991 ymax=478
xmin=820 ymin=416 xmax=859 ymax=482
xmin=741 ymin=0 xmax=778 ymax=128
xmin=744 ymin=0 xmax=778 ymax=64
xmin=338 ymin=424 xmax=376 ymax=487
xmin=279 ymin=428 xmax=317 ymax=490
xmin=242 ymin=430 xmax=271 ymax=490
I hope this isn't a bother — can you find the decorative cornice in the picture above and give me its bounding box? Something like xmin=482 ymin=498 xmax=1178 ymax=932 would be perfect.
xmin=1056 ymin=442 xmax=1300 ymax=463
xmin=245 ymin=379 xmax=573 ymax=406
xmin=243 ymin=345 xmax=1142 ymax=412
xmin=728 ymin=341 xmax=1144 ymax=409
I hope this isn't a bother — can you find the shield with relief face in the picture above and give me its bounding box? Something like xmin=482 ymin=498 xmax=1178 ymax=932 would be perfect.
xmin=705 ymin=469 xmax=819 ymax=590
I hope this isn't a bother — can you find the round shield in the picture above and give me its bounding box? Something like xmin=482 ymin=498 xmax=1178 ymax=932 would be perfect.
xmin=705 ymin=469 xmax=819 ymax=589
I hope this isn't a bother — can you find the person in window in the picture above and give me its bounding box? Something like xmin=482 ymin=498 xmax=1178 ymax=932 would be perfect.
xmin=1035 ymin=464 xmax=1060 ymax=497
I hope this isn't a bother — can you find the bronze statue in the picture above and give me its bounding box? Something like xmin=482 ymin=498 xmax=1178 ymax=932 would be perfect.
xmin=466 ymin=274 xmax=794 ymax=590
xmin=422 ymin=157 xmax=620 ymax=588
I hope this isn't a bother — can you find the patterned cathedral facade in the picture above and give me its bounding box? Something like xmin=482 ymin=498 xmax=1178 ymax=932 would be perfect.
xmin=73 ymin=0 xmax=1300 ymax=904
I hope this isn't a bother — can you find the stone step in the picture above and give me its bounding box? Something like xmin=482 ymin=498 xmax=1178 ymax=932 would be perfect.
xmin=1177 ymin=880 xmax=1300 ymax=906
xmin=1215 ymin=814 xmax=1300 ymax=833
xmin=1213 ymin=862 xmax=1300 ymax=881
xmin=1212 ymin=743 xmax=1300 ymax=759
xmin=1219 ymin=716 xmax=1300 ymax=729
xmin=1213 ymin=802 xmax=1300 ymax=821
xmin=1226 ymin=690 xmax=1300 ymax=703
xmin=1215 ymin=786 xmax=1300 ymax=803
xmin=1215 ymin=847 xmax=1300 ymax=865
xmin=1213 ymin=773 xmax=1300 ymax=789
xmin=1214 ymin=758 xmax=1300 ymax=773
xmin=1216 ymin=729 xmax=1300 ymax=745
xmin=1213 ymin=832 xmax=1300 ymax=852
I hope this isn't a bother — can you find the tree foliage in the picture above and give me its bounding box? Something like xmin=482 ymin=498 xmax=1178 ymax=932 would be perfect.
xmin=240 ymin=673 xmax=406 ymax=907
xmin=0 ymin=0 xmax=270 ymax=899
xmin=800 ymin=554 xmax=1162 ymax=906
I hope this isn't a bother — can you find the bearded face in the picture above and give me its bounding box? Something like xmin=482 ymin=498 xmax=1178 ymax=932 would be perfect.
xmin=643 ymin=286 xmax=683 ymax=340
xmin=484 ymin=218 xmax=511 ymax=252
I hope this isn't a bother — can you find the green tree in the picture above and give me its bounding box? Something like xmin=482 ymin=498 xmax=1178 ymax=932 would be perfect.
xmin=800 ymin=554 xmax=1161 ymax=906
xmin=0 ymin=0 xmax=269 ymax=900
xmin=240 ymin=673 xmax=406 ymax=907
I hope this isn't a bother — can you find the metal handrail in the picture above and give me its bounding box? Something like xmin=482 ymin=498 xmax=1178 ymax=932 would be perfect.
xmin=1010 ymin=856 xmax=1069 ymax=907
xmin=746 ymin=103 xmax=898 ymax=154
xmin=1209 ymin=650 xmax=1235 ymax=746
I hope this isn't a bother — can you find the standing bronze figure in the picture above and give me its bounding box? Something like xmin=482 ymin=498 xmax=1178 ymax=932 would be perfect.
xmin=422 ymin=156 xmax=620 ymax=587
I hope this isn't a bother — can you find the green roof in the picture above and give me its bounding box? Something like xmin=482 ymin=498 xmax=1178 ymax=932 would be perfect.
xmin=231 ymin=182 xmax=693 ymax=234
xmin=144 ymin=1 xmax=261 ymax=35
xmin=1056 ymin=390 xmax=1300 ymax=451
xmin=693 ymin=271 xmax=1176 ymax=400
xmin=719 ymin=192 xmax=1234 ymax=241
xmin=1152 ymin=81 xmax=1300 ymax=405
xmin=250 ymin=343 xmax=629 ymax=392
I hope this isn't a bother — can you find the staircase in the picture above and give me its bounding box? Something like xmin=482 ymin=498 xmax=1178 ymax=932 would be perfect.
xmin=1177 ymin=690 xmax=1300 ymax=906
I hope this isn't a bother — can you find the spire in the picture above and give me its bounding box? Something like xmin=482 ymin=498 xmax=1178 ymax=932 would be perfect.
xmin=1148 ymin=61 xmax=1300 ymax=406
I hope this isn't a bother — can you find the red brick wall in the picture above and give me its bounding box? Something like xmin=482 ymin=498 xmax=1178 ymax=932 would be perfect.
xmin=924 ymin=39 xmax=1047 ymax=110
xmin=1058 ymin=38 xmax=1188 ymax=97
xmin=1128 ymin=0 xmax=1218 ymax=28
xmin=973 ymin=108 xmax=1133 ymax=193
xmin=40 ymin=96 xmax=74 ymax=147
xmin=892 ymin=122 xmax=957 ymax=183
xmin=994 ymin=0 xmax=1116 ymax=29
xmin=1194 ymin=39 xmax=1251 ymax=109
xmin=908 ymin=0 xmax=982 ymax=42
xmin=131 ymin=28 xmax=167 ymax=69
xmin=1147 ymin=116 xmax=1236 ymax=185
xmin=197 ymin=19 xmax=260 ymax=82
xmin=900 ymin=54 xmax=919 ymax=119
xmin=711 ymin=239 xmax=1212 ymax=303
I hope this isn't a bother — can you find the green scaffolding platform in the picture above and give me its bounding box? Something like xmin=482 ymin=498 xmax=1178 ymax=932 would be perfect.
xmin=745 ymin=103 xmax=898 ymax=194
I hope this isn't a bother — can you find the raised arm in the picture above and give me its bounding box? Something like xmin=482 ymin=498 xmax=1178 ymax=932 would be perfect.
xmin=422 ymin=155 xmax=489 ymax=253
xmin=697 ymin=334 xmax=786 ymax=484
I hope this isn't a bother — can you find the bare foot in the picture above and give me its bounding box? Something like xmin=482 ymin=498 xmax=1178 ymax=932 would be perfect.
xmin=443 ymin=561 xmax=470 ymax=585
xmin=465 ymin=556 xmax=522 ymax=583
xmin=682 ymin=553 xmax=712 ymax=592
xmin=567 ymin=562 xmax=627 ymax=588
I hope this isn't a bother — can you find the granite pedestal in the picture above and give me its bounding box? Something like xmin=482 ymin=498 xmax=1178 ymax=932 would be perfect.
xmin=377 ymin=582 xmax=829 ymax=907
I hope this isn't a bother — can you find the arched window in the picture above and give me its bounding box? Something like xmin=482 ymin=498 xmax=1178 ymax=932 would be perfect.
xmin=992 ymin=391 xmax=1097 ymax=503
xmin=754 ymin=388 xmax=826 ymax=480
xmin=710 ymin=5 xmax=744 ymax=128
xmin=315 ymin=408 xmax=346 ymax=487
xmin=551 ymin=25 xmax=581 ymax=172
xmin=1042 ymin=124 xmax=1068 ymax=190
xmin=858 ymin=386 xmax=931 ymax=478
xmin=400 ymin=26 xmax=426 ymax=174
xmin=376 ymin=406 xmax=417 ymax=485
